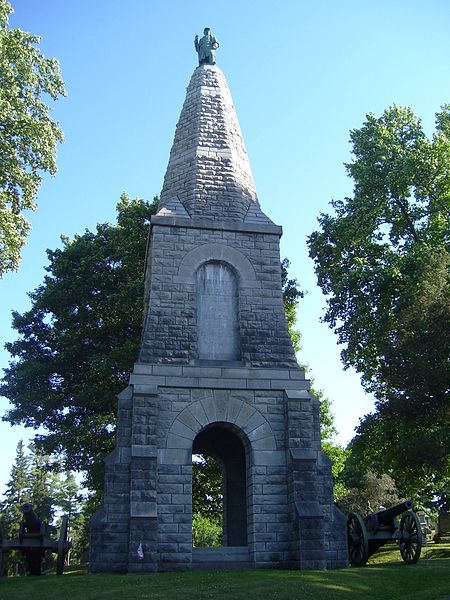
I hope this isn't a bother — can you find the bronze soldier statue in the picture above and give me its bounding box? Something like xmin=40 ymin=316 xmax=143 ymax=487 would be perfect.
xmin=194 ymin=28 xmax=219 ymax=65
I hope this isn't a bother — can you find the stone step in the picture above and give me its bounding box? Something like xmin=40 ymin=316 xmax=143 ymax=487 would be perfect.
xmin=192 ymin=546 xmax=253 ymax=571
xmin=191 ymin=561 xmax=255 ymax=571
xmin=192 ymin=546 xmax=250 ymax=563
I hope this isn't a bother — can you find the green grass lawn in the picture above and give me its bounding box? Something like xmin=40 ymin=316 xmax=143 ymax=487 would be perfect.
xmin=1 ymin=545 xmax=449 ymax=600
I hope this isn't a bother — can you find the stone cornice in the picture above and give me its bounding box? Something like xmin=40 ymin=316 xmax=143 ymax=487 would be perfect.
xmin=150 ymin=214 xmax=282 ymax=236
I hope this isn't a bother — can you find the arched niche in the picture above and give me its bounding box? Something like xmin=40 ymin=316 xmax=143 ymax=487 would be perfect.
xmin=197 ymin=261 xmax=240 ymax=360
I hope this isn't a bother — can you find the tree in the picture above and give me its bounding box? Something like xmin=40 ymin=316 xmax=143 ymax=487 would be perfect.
xmin=0 ymin=0 xmax=65 ymax=276
xmin=0 ymin=440 xmax=30 ymax=574
xmin=192 ymin=453 xmax=224 ymax=545
xmin=308 ymin=105 xmax=450 ymax=505
xmin=317 ymin=392 xmax=349 ymax=502
xmin=0 ymin=441 xmax=84 ymax=572
xmin=2 ymin=195 xmax=158 ymax=490
xmin=27 ymin=443 xmax=54 ymax=524
xmin=347 ymin=411 xmax=450 ymax=511
xmin=192 ymin=513 xmax=222 ymax=547
xmin=0 ymin=440 xmax=30 ymax=538
xmin=192 ymin=454 xmax=223 ymax=524
xmin=53 ymin=471 xmax=85 ymax=563
xmin=337 ymin=470 xmax=400 ymax=516
xmin=53 ymin=471 xmax=83 ymax=520
xmin=0 ymin=441 xmax=72 ymax=527
xmin=281 ymin=257 xmax=303 ymax=353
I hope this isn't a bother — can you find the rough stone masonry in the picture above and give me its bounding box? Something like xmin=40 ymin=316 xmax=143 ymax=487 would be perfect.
xmin=89 ymin=60 xmax=348 ymax=572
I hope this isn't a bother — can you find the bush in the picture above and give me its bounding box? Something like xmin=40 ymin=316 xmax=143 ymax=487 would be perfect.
xmin=192 ymin=513 xmax=222 ymax=547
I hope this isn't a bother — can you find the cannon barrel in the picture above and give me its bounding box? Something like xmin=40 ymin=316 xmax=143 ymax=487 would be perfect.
xmin=21 ymin=503 xmax=42 ymax=533
xmin=371 ymin=500 xmax=412 ymax=527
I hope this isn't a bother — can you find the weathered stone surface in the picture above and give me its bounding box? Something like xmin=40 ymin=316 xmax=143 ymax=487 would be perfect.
xmin=89 ymin=60 xmax=347 ymax=574
xmin=159 ymin=65 xmax=258 ymax=221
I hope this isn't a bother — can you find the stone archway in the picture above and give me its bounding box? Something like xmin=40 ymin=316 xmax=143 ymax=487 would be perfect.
xmin=173 ymin=242 xmax=258 ymax=288
xmin=161 ymin=392 xmax=279 ymax=565
xmin=193 ymin=423 xmax=248 ymax=546
xmin=164 ymin=393 xmax=277 ymax=455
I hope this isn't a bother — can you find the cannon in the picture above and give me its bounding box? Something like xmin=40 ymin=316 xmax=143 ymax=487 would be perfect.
xmin=0 ymin=503 xmax=71 ymax=576
xmin=347 ymin=500 xmax=422 ymax=566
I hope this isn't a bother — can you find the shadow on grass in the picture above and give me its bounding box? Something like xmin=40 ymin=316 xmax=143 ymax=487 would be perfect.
xmin=1 ymin=551 xmax=450 ymax=600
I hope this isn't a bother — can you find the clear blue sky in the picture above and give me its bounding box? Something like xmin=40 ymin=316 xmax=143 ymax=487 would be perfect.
xmin=1 ymin=0 xmax=449 ymax=492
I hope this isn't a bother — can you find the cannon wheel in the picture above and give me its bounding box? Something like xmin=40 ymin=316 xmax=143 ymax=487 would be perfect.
xmin=56 ymin=516 xmax=69 ymax=575
xmin=399 ymin=511 xmax=422 ymax=564
xmin=0 ymin=520 xmax=7 ymax=576
xmin=347 ymin=512 xmax=369 ymax=566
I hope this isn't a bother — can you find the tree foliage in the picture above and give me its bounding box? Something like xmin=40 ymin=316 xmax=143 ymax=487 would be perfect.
xmin=308 ymin=105 xmax=450 ymax=504
xmin=192 ymin=454 xmax=223 ymax=547
xmin=192 ymin=512 xmax=222 ymax=547
xmin=27 ymin=443 xmax=55 ymax=524
xmin=1 ymin=195 xmax=157 ymax=490
xmin=281 ymin=257 xmax=303 ymax=353
xmin=0 ymin=440 xmax=30 ymax=575
xmin=0 ymin=441 xmax=82 ymax=530
xmin=0 ymin=0 xmax=65 ymax=275
xmin=192 ymin=454 xmax=223 ymax=524
xmin=337 ymin=470 xmax=400 ymax=517
xmin=0 ymin=440 xmax=29 ymax=537
xmin=347 ymin=412 xmax=450 ymax=511
xmin=0 ymin=441 xmax=84 ymax=573
xmin=317 ymin=392 xmax=349 ymax=501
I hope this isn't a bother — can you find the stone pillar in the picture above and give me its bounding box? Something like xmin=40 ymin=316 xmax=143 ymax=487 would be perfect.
xmin=89 ymin=390 xmax=132 ymax=573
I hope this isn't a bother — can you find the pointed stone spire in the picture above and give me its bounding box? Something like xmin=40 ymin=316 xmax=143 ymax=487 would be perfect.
xmin=158 ymin=64 xmax=260 ymax=221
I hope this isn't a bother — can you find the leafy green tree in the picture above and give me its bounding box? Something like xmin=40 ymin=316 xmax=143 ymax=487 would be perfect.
xmin=74 ymin=493 xmax=98 ymax=563
xmin=192 ymin=453 xmax=223 ymax=546
xmin=0 ymin=440 xmax=30 ymax=537
xmin=308 ymin=105 xmax=450 ymax=505
xmin=54 ymin=471 xmax=82 ymax=519
xmin=347 ymin=412 xmax=450 ymax=511
xmin=192 ymin=454 xmax=223 ymax=525
xmin=1 ymin=195 xmax=157 ymax=491
xmin=192 ymin=512 xmax=222 ymax=547
xmin=317 ymin=392 xmax=349 ymax=502
xmin=337 ymin=470 xmax=400 ymax=516
xmin=281 ymin=258 xmax=303 ymax=353
xmin=26 ymin=445 xmax=60 ymax=572
xmin=0 ymin=440 xmax=30 ymax=574
xmin=0 ymin=441 xmax=84 ymax=572
xmin=0 ymin=0 xmax=65 ymax=275
xmin=27 ymin=443 xmax=55 ymax=524
xmin=53 ymin=472 xmax=85 ymax=564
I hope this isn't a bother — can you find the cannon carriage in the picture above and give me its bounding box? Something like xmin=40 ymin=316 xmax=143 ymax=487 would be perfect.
xmin=347 ymin=500 xmax=422 ymax=566
xmin=0 ymin=503 xmax=71 ymax=576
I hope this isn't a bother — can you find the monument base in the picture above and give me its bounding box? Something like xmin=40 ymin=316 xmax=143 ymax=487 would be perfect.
xmin=89 ymin=362 xmax=348 ymax=573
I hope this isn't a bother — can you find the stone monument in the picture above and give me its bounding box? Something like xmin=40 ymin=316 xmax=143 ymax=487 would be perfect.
xmin=89 ymin=30 xmax=347 ymax=573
